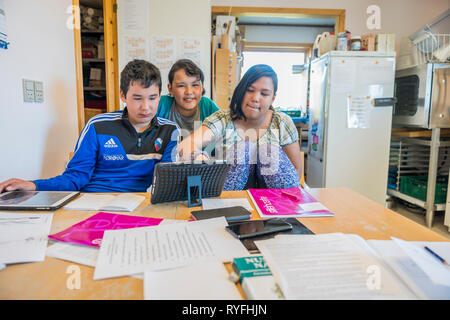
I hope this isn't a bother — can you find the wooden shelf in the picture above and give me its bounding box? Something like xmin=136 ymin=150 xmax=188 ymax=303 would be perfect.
xmin=84 ymin=87 xmax=106 ymax=91
xmin=81 ymin=29 xmax=104 ymax=34
xmin=391 ymin=128 xmax=450 ymax=138
xmin=83 ymin=58 xmax=104 ymax=63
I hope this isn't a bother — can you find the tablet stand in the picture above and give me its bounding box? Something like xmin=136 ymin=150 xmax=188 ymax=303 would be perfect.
xmin=187 ymin=175 xmax=202 ymax=207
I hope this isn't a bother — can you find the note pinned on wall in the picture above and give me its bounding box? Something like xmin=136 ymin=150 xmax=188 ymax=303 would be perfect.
xmin=178 ymin=37 xmax=204 ymax=69
xmin=119 ymin=0 xmax=149 ymax=33
xmin=123 ymin=35 xmax=150 ymax=63
xmin=151 ymin=36 xmax=177 ymax=89
xmin=0 ymin=0 xmax=9 ymax=49
xmin=347 ymin=94 xmax=372 ymax=129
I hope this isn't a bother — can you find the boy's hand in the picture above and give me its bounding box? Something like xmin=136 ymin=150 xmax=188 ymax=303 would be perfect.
xmin=0 ymin=179 xmax=36 ymax=193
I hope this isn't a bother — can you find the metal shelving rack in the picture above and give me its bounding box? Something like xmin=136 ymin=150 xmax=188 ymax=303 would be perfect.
xmin=387 ymin=128 xmax=450 ymax=227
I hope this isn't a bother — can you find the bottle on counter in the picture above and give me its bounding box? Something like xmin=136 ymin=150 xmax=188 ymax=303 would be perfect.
xmin=337 ymin=32 xmax=348 ymax=51
xmin=351 ymin=36 xmax=361 ymax=51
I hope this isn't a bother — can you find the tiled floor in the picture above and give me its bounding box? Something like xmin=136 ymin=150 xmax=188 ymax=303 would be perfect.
xmin=390 ymin=199 xmax=450 ymax=240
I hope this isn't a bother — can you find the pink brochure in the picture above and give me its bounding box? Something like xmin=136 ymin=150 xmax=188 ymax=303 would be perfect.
xmin=247 ymin=187 xmax=334 ymax=218
xmin=48 ymin=212 xmax=163 ymax=247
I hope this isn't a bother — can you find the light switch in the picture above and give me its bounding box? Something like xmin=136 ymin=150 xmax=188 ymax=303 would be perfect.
xmin=22 ymin=79 xmax=35 ymax=102
xmin=34 ymin=81 xmax=44 ymax=103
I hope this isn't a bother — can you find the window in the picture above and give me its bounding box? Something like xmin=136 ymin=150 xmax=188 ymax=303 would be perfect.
xmin=241 ymin=48 xmax=307 ymax=112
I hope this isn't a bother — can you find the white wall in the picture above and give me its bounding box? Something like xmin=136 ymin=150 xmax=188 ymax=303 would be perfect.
xmin=211 ymin=0 xmax=450 ymax=52
xmin=117 ymin=0 xmax=211 ymax=97
xmin=0 ymin=0 xmax=79 ymax=181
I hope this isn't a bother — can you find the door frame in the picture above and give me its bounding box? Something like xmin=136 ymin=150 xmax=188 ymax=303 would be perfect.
xmin=72 ymin=0 xmax=119 ymax=134
xmin=211 ymin=6 xmax=346 ymax=34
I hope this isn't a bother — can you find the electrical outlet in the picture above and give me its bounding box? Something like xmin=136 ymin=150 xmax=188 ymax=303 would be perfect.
xmin=34 ymin=81 xmax=44 ymax=103
xmin=22 ymin=79 xmax=35 ymax=102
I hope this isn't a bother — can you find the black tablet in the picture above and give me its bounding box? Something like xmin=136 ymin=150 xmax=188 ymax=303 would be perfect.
xmin=150 ymin=160 xmax=231 ymax=205
xmin=0 ymin=191 xmax=80 ymax=211
xmin=191 ymin=206 xmax=252 ymax=222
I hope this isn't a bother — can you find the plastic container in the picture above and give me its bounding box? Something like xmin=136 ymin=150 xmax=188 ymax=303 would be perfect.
xmin=351 ymin=36 xmax=361 ymax=51
xmin=337 ymin=32 xmax=348 ymax=51
xmin=400 ymin=175 xmax=448 ymax=204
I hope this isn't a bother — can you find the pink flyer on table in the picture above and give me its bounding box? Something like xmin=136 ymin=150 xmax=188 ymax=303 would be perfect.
xmin=48 ymin=212 xmax=163 ymax=247
xmin=247 ymin=187 xmax=334 ymax=218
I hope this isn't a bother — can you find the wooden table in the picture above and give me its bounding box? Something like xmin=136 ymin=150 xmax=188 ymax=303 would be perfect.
xmin=0 ymin=188 xmax=447 ymax=300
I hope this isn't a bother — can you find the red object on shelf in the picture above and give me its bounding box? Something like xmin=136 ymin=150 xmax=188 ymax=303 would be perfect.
xmin=85 ymin=100 xmax=107 ymax=108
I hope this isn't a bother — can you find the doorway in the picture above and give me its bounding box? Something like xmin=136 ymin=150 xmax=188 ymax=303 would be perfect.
xmin=72 ymin=0 xmax=119 ymax=134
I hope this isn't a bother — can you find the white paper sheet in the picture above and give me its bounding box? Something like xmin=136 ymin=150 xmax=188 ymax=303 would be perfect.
xmin=201 ymin=198 xmax=254 ymax=211
xmin=0 ymin=213 xmax=53 ymax=264
xmin=46 ymin=242 xmax=98 ymax=267
xmin=46 ymin=220 xmax=188 ymax=266
xmin=63 ymin=193 xmax=144 ymax=211
xmin=177 ymin=37 xmax=203 ymax=70
xmin=122 ymin=35 xmax=150 ymax=63
xmin=46 ymin=242 xmax=144 ymax=279
xmin=0 ymin=213 xmax=53 ymax=242
xmin=347 ymin=94 xmax=372 ymax=129
xmin=368 ymin=240 xmax=450 ymax=299
xmin=93 ymin=217 xmax=248 ymax=280
xmin=297 ymin=202 xmax=329 ymax=212
xmin=392 ymin=237 xmax=450 ymax=287
xmin=255 ymin=233 xmax=416 ymax=300
xmin=118 ymin=0 xmax=149 ymax=32
xmin=0 ymin=236 xmax=49 ymax=264
xmin=144 ymin=258 xmax=242 ymax=300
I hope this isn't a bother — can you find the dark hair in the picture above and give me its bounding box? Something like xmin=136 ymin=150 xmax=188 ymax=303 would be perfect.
xmin=168 ymin=59 xmax=205 ymax=95
xmin=229 ymin=64 xmax=278 ymax=121
xmin=120 ymin=59 xmax=162 ymax=97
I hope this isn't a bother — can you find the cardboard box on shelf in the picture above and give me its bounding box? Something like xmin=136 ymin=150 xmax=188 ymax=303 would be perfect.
xmin=362 ymin=34 xmax=376 ymax=51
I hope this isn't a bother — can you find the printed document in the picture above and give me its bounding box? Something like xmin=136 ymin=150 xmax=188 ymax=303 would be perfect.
xmin=0 ymin=212 xmax=53 ymax=264
xmin=93 ymin=217 xmax=248 ymax=280
xmin=144 ymin=258 xmax=242 ymax=300
xmin=368 ymin=240 xmax=450 ymax=299
xmin=46 ymin=219 xmax=186 ymax=267
xmin=201 ymin=198 xmax=254 ymax=211
xmin=63 ymin=193 xmax=145 ymax=211
xmin=255 ymin=233 xmax=416 ymax=300
xmin=391 ymin=237 xmax=450 ymax=287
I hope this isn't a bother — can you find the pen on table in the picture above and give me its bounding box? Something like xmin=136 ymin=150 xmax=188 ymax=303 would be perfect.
xmin=424 ymin=246 xmax=449 ymax=265
xmin=281 ymin=191 xmax=299 ymax=201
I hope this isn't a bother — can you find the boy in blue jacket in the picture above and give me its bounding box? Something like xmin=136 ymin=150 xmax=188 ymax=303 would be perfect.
xmin=0 ymin=60 xmax=179 ymax=193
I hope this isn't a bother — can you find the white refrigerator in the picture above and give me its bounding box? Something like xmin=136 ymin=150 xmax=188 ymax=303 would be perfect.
xmin=306 ymin=51 xmax=396 ymax=205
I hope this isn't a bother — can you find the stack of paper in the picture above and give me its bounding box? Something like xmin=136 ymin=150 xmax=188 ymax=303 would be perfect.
xmin=144 ymin=258 xmax=242 ymax=300
xmin=368 ymin=238 xmax=450 ymax=299
xmin=0 ymin=212 xmax=53 ymax=264
xmin=255 ymin=233 xmax=417 ymax=300
xmin=63 ymin=193 xmax=145 ymax=211
xmin=93 ymin=216 xmax=249 ymax=280
xmin=46 ymin=218 xmax=186 ymax=267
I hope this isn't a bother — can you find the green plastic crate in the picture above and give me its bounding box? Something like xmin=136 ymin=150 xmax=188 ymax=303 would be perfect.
xmin=400 ymin=175 xmax=448 ymax=204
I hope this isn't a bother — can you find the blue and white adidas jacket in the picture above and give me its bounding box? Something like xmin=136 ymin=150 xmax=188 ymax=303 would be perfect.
xmin=33 ymin=108 xmax=179 ymax=192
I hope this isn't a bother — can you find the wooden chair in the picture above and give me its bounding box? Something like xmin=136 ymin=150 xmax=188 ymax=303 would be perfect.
xmin=300 ymin=151 xmax=305 ymax=188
